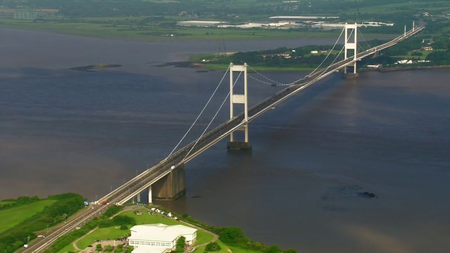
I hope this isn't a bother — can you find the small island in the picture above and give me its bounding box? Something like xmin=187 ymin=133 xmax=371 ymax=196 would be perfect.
xmin=70 ymin=64 xmax=122 ymax=72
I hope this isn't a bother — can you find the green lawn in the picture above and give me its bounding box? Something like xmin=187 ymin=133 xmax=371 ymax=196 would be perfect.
xmin=0 ymin=199 xmax=56 ymax=234
xmin=76 ymin=227 xmax=130 ymax=249
xmin=194 ymin=239 xmax=230 ymax=253
xmin=58 ymin=207 xmax=269 ymax=253
xmin=194 ymin=229 xmax=214 ymax=246
xmin=57 ymin=243 xmax=78 ymax=253
xmin=76 ymin=209 xmax=215 ymax=250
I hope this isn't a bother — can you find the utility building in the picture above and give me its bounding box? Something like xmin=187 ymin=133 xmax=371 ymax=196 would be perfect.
xmin=129 ymin=224 xmax=197 ymax=253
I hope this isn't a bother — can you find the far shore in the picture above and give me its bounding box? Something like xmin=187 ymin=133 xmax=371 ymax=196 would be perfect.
xmin=157 ymin=60 xmax=450 ymax=74
xmin=0 ymin=21 xmax=395 ymax=42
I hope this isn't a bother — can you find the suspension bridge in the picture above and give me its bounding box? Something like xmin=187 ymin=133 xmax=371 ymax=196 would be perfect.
xmin=25 ymin=23 xmax=424 ymax=252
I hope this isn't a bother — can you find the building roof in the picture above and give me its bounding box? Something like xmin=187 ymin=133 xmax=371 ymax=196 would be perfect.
xmin=129 ymin=224 xmax=196 ymax=242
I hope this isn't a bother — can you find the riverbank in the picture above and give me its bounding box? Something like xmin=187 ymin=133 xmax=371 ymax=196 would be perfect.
xmin=45 ymin=203 xmax=297 ymax=253
xmin=378 ymin=65 xmax=450 ymax=72
xmin=156 ymin=61 xmax=450 ymax=74
xmin=195 ymin=63 xmax=316 ymax=72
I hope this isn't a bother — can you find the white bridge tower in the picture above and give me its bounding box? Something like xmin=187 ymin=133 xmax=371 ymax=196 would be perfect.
xmin=344 ymin=23 xmax=359 ymax=78
xmin=227 ymin=62 xmax=252 ymax=150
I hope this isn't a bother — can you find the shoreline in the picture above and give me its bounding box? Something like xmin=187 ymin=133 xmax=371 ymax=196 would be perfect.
xmin=377 ymin=65 xmax=450 ymax=72
xmin=158 ymin=60 xmax=450 ymax=74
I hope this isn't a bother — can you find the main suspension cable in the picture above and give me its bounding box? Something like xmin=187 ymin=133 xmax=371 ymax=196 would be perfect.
xmin=183 ymin=71 xmax=243 ymax=161
xmin=167 ymin=67 xmax=230 ymax=158
xmin=357 ymin=27 xmax=372 ymax=51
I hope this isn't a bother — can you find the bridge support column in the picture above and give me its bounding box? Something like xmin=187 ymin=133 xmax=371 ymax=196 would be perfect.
xmin=152 ymin=164 xmax=186 ymax=200
xmin=344 ymin=23 xmax=359 ymax=79
xmin=228 ymin=62 xmax=252 ymax=150
xmin=148 ymin=185 xmax=152 ymax=204
xmin=136 ymin=193 xmax=141 ymax=203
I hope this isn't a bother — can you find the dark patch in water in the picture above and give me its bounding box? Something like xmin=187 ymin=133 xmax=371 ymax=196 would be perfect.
xmin=154 ymin=61 xmax=198 ymax=68
xmin=69 ymin=64 xmax=122 ymax=72
xmin=357 ymin=191 xmax=377 ymax=199
xmin=320 ymin=205 xmax=348 ymax=212
xmin=321 ymin=185 xmax=377 ymax=201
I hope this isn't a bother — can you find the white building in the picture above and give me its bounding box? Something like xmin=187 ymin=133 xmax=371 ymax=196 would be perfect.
xmin=177 ymin=20 xmax=227 ymax=27
xmin=129 ymin=224 xmax=197 ymax=253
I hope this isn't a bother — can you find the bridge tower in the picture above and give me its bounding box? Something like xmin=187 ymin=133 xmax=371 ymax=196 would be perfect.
xmin=227 ymin=62 xmax=252 ymax=150
xmin=344 ymin=23 xmax=359 ymax=79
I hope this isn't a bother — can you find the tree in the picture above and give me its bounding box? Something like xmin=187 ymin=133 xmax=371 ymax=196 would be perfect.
xmin=266 ymin=245 xmax=281 ymax=253
xmin=103 ymin=205 xmax=123 ymax=218
xmin=96 ymin=244 xmax=102 ymax=252
xmin=125 ymin=246 xmax=134 ymax=253
xmin=217 ymin=227 xmax=245 ymax=243
xmin=205 ymin=242 xmax=221 ymax=251
xmin=105 ymin=245 xmax=114 ymax=252
xmin=115 ymin=244 xmax=124 ymax=253
xmin=112 ymin=215 xmax=136 ymax=226
xmin=176 ymin=236 xmax=186 ymax=253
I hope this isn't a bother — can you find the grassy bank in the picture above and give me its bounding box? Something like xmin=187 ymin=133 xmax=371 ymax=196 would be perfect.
xmin=50 ymin=204 xmax=296 ymax=253
xmin=0 ymin=194 xmax=85 ymax=252
xmin=0 ymin=199 xmax=57 ymax=234
xmin=52 ymin=207 xmax=219 ymax=253
xmin=73 ymin=209 xmax=214 ymax=249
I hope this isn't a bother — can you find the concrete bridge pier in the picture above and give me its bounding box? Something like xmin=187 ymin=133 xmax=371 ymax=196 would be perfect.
xmin=148 ymin=185 xmax=152 ymax=204
xmin=136 ymin=193 xmax=141 ymax=203
xmin=152 ymin=164 xmax=186 ymax=200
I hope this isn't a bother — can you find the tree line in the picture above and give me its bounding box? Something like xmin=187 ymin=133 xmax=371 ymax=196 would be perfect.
xmin=0 ymin=193 xmax=85 ymax=253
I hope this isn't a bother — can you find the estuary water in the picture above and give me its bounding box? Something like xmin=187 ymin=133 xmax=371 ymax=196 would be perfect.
xmin=0 ymin=28 xmax=449 ymax=253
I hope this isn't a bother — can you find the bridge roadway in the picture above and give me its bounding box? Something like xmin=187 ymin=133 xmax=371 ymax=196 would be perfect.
xmin=24 ymin=26 xmax=423 ymax=253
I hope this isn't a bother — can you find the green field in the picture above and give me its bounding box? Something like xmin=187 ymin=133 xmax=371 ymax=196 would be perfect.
xmin=57 ymin=243 xmax=77 ymax=253
xmin=0 ymin=0 xmax=448 ymax=42
xmin=193 ymin=228 xmax=214 ymax=246
xmin=76 ymin=227 xmax=129 ymax=249
xmin=194 ymin=239 xmax=229 ymax=253
xmin=0 ymin=199 xmax=56 ymax=234
xmin=0 ymin=18 xmax=347 ymax=41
